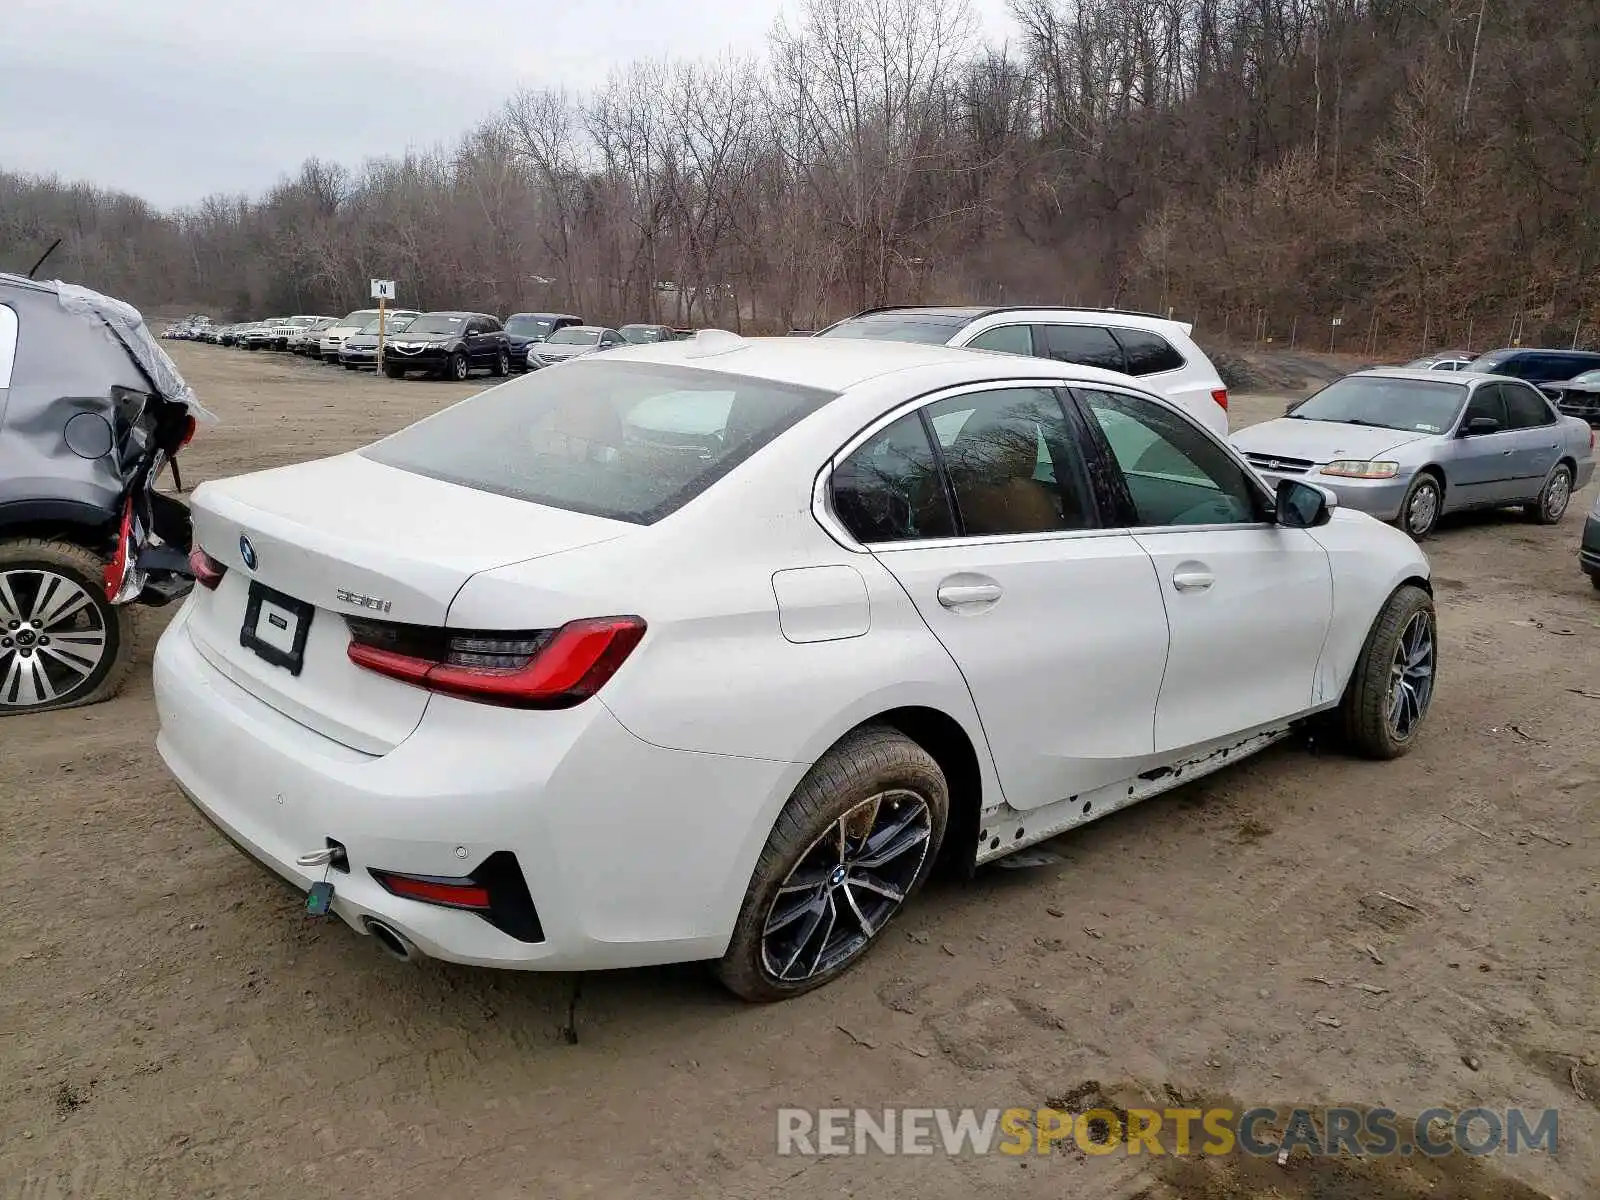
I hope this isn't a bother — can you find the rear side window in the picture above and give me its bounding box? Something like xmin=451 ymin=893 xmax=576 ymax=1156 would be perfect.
xmin=364 ymin=361 xmax=834 ymax=524
xmin=1039 ymin=324 xmax=1125 ymax=372
xmin=1112 ymin=328 xmax=1185 ymax=375
xmin=1502 ymin=382 xmax=1556 ymax=428
xmin=831 ymin=412 xmax=954 ymax=543
xmin=923 ymin=388 xmax=1095 ymax=535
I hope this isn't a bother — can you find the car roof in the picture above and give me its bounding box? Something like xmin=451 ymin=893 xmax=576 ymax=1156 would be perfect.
xmin=509 ymin=311 xmax=581 ymax=320
xmin=1473 ymin=346 xmax=1600 ymax=358
xmin=588 ymin=331 xmax=1147 ymax=392
xmin=563 ymin=324 xmax=614 ymax=333
xmin=1354 ymin=367 xmax=1499 ymax=384
xmin=419 ymin=311 xmax=487 ymax=320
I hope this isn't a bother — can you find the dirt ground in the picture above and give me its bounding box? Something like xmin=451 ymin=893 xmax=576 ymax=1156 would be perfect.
xmin=2 ymin=343 xmax=1597 ymax=1199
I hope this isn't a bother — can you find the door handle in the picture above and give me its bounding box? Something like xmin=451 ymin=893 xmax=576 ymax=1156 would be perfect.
xmin=937 ymin=582 xmax=1002 ymax=608
xmin=1172 ymin=569 xmax=1214 ymax=593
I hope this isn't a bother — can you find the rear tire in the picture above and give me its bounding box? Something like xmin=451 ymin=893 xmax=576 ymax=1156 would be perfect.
xmin=716 ymin=725 xmax=948 ymax=1002
xmin=0 ymin=539 xmax=136 ymax=716
xmin=1336 ymin=584 xmax=1436 ymax=760
xmin=1525 ymin=463 xmax=1573 ymax=525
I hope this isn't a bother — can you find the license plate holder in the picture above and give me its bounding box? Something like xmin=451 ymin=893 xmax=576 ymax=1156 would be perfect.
xmin=240 ymin=581 xmax=314 ymax=676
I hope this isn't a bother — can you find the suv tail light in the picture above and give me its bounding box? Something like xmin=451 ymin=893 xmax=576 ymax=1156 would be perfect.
xmin=1211 ymin=388 xmax=1229 ymax=411
xmin=346 ymin=615 xmax=646 ymax=708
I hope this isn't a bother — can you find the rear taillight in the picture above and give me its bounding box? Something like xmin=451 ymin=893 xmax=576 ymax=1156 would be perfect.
xmin=1211 ymin=388 xmax=1229 ymax=411
xmin=180 ymin=415 xmax=198 ymax=448
xmin=188 ymin=546 xmax=226 ymax=590
xmin=346 ymin=615 xmax=646 ymax=708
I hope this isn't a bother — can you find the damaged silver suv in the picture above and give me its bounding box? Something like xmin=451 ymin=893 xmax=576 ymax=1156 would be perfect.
xmin=0 ymin=273 xmax=208 ymax=714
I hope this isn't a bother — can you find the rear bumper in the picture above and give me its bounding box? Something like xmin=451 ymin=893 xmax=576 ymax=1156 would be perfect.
xmin=152 ymin=605 xmax=802 ymax=972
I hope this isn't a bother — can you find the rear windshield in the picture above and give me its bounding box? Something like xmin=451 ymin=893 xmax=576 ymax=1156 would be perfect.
xmin=362 ymin=361 xmax=837 ymax=523
xmin=817 ymin=314 xmax=965 ymax=345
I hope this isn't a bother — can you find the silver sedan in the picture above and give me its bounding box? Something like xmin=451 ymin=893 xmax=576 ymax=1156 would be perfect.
xmin=1231 ymin=369 xmax=1595 ymax=538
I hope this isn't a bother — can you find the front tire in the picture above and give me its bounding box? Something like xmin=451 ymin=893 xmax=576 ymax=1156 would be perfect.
xmin=716 ymin=726 xmax=948 ymax=1002
xmin=449 ymin=351 xmax=469 ymax=381
xmin=1337 ymin=584 xmax=1436 ymax=760
xmin=1396 ymin=473 xmax=1441 ymax=540
xmin=1526 ymin=463 xmax=1573 ymax=525
xmin=0 ymin=539 xmax=136 ymax=716
xmin=383 ymin=363 xmax=404 ymax=379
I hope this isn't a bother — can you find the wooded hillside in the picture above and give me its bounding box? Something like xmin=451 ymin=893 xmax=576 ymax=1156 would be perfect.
xmin=2 ymin=0 xmax=1595 ymax=351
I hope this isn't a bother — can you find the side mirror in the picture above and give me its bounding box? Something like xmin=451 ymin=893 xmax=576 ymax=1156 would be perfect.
xmin=1463 ymin=416 xmax=1501 ymax=436
xmin=1274 ymin=478 xmax=1336 ymax=528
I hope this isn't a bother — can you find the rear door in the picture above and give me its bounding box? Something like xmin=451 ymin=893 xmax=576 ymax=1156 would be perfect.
xmin=1071 ymin=386 xmax=1332 ymax=752
xmin=1499 ymin=380 xmax=1564 ymax=498
xmin=829 ymin=381 xmax=1171 ymax=809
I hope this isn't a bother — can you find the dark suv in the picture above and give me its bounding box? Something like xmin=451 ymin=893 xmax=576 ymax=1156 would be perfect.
xmin=1468 ymin=347 xmax=1600 ymax=415
xmin=382 ymin=311 xmax=512 ymax=381
xmin=0 ymin=273 xmax=203 ymax=714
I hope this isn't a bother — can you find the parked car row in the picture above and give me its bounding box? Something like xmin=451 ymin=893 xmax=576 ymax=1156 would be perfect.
xmin=197 ymin=308 xmax=697 ymax=379
xmin=1403 ymin=347 xmax=1600 ymax=424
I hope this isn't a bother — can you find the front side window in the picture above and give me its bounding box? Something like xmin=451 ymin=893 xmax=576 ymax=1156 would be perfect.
xmin=364 ymin=361 xmax=834 ymax=524
xmin=923 ymin=388 xmax=1095 ymax=535
xmin=1500 ymin=382 xmax=1555 ymax=428
xmin=965 ymin=325 xmax=1034 ymax=356
xmin=1113 ymin=328 xmax=1185 ymax=375
xmin=1039 ymin=324 xmax=1125 ymax=372
xmin=1463 ymin=384 xmax=1509 ymax=430
xmin=1077 ymin=389 xmax=1261 ymax=527
xmin=831 ymin=412 xmax=953 ymax=543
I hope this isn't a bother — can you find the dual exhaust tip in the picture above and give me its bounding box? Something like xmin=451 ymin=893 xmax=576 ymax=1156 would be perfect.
xmin=363 ymin=917 xmax=418 ymax=963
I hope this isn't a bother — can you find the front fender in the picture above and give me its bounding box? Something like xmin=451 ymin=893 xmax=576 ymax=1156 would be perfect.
xmin=1308 ymin=509 xmax=1432 ymax=705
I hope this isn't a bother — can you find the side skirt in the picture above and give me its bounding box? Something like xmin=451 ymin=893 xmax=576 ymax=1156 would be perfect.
xmin=973 ymin=726 xmax=1297 ymax=867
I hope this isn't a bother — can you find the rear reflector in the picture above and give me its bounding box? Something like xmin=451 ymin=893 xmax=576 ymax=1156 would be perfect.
xmin=347 ymin=615 xmax=646 ymax=708
xmin=372 ymin=870 xmax=491 ymax=910
xmin=188 ymin=546 xmax=226 ymax=590
xmin=1211 ymin=389 xmax=1229 ymax=411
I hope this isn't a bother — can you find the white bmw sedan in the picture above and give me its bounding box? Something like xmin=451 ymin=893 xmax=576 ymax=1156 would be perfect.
xmin=154 ymin=332 xmax=1436 ymax=1001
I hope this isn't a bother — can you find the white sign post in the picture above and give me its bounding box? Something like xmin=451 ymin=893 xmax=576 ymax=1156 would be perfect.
xmin=370 ymin=280 xmax=397 ymax=371
xmin=1330 ymin=316 xmax=1344 ymax=353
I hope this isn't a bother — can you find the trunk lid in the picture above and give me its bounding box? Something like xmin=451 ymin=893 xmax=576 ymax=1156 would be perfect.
xmin=184 ymin=453 xmax=630 ymax=753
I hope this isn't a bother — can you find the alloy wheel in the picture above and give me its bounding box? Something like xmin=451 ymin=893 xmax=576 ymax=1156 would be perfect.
xmin=1406 ymin=481 xmax=1439 ymax=537
xmin=760 ymin=789 xmax=932 ymax=984
xmin=0 ymin=568 xmax=110 ymax=709
xmin=1387 ymin=610 xmax=1435 ymax=740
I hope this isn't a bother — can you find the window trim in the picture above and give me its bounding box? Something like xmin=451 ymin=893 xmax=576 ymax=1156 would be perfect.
xmin=813 ymin=377 xmax=1141 ymax=552
xmin=1065 ymin=383 xmax=1279 ymax=533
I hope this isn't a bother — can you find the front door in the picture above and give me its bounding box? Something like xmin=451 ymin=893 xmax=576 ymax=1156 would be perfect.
xmin=831 ymin=383 xmax=1171 ymax=809
xmin=1451 ymin=384 xmax=1522 ymax=507
xmin=1072 ymin=387 xmax=1333 ymax=752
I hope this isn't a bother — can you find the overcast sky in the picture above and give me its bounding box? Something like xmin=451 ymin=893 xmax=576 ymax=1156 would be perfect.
xmin=3 ymin=0 xmax=1018 ymax=210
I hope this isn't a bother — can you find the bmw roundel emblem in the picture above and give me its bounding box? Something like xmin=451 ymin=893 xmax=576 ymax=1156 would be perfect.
xmin=239 ymin=534 xmax=258 ymax=571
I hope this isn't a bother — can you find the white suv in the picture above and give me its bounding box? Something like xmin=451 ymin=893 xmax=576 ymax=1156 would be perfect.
xmin=817 ymin=306 xmax=1231 ymax=435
